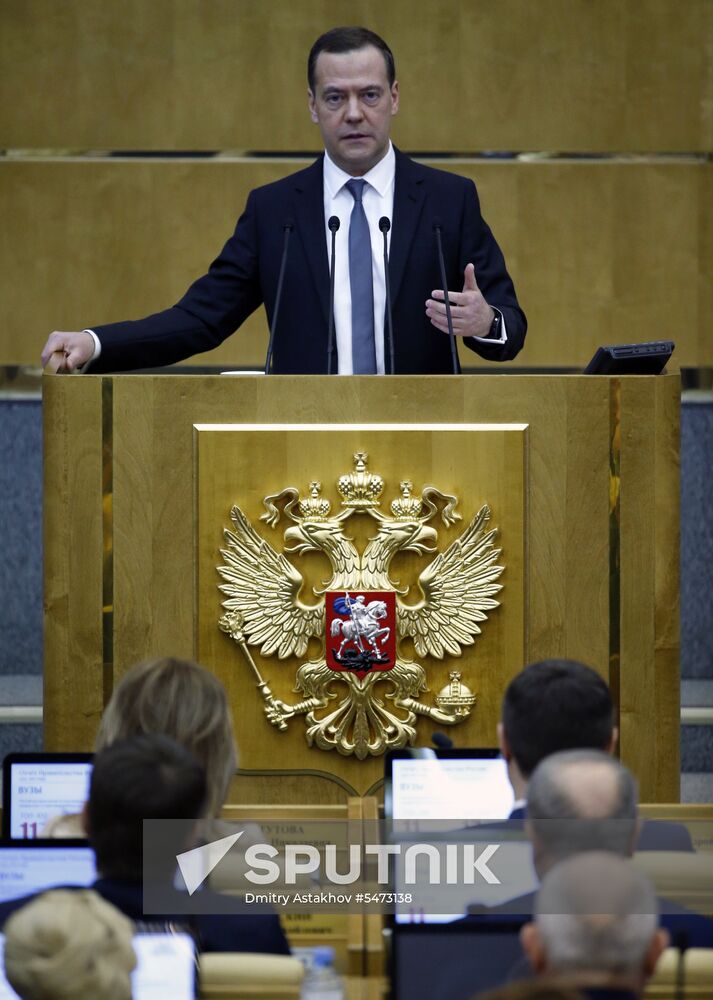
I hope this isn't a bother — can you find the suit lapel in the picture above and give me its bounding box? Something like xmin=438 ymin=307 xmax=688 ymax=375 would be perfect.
xmin=292 ymin=157 xmax=330 ymax=327
xmin=389 ymin=150 xmax=426 ymax=306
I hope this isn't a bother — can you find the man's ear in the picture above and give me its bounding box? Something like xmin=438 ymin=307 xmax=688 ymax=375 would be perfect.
xmin=497 ymin=721 xmax=511 ymax=761
xmin=606 ymin=725 xmax=619 ymax=755
xmin=80 ymin=801 xmax=91 ymax=838
xmin=520 ymin=922 xmax=546 ymax=972
xmin=643 ymin=928 xmax=670 ymax=979
xmin=390 ymin=80 xmax=400 ymax=115
xmin=308 ymin=90 xmax=318 ymax=123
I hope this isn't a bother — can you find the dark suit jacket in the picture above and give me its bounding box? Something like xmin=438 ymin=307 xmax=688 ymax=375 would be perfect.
xmin=461 ymin=889 xmax=713 ymax=949
xmin=90 ymin=149 xmax=526 ymax=374
xmin=509 ymin=806 xmax=694 ymax=852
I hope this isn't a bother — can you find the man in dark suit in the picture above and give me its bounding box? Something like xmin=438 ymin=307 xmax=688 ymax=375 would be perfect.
xmin=41 ymin=26 xmax=526 ymax=375
xmin=465 ymin=750 xmax=713 ymax=948
xmin=498 ymin=659 xmax=693 ymax=852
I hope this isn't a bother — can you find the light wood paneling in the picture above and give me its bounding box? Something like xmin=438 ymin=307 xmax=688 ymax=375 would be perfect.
xmin=618 ymin=377 xmax=681 ymax=801
xmin=194 ymin=423 xmax=526 ymax=795
xmin=2 ymin=159 xmax=711 ymax=368
xmin=2 ymin=0 xmax=711 ymax=151
xmin=43 ymin=373 xmax=680 ymax=801
xmin=43 ymin=376 xmax=104 ymax=748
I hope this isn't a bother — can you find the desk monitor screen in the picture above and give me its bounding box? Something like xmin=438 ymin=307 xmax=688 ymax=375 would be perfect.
xmin=2 ymin=753 xmax=93 ymax=838
xmin=391 ymin=922 xmax=527 ymax=1000
xmin=385 ymin=748 xmax=515 ymax=823
xmin=583 ymin=340 xmax=674 ymax=375
xmin=0 ymin=841 xmax=97 ymax=905
xmin=0 ymin=936 xmax=18 ymax=1000
xmin=133 ymin=932 xmax=197 ymax=1000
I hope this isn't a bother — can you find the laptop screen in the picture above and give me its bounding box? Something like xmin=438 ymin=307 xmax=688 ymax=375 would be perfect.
xmin=0 ymin=932 xmax=197 ymax=1000
xmin=0 ymin=842 xmax=97 ymax=905
xmin=2 ymin=753 xmax=93 ymax=838
xmin=385 ymin=748 xmax=515 ymax=823
xmin=384 ymin=749 xmax=533 ymax=923
xmin=132 ymin=932 xmax=197 ymax=1000
xmin=391 ymin=922 xmax=527 ymax=1000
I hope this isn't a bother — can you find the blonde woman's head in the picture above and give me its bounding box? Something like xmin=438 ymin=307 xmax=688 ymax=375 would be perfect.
xmin=96 ymin=657 xmax=237 ymax=817
xmin=3 ymin=890 xmax=135 ymax=1000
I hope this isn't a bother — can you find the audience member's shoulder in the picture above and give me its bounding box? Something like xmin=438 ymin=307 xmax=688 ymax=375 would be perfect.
xmin=636 ymin=818 xmax=694 ymax=852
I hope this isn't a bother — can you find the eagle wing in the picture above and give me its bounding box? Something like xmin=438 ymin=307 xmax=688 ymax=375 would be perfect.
xmin=218 ymin=505 xmax=324 ymax=659
xmin=397 ymin=505 xmax=503 ymax=658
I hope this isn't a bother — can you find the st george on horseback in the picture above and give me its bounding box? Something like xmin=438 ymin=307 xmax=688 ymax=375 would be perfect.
xmin=330 ymin=594 xmax=391 ymax=670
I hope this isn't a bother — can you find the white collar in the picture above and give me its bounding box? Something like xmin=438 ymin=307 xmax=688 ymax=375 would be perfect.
xmin=323 ymin=142 xmax=395 ymax=198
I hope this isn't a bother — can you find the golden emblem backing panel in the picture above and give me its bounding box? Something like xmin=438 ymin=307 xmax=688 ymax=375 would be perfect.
xmin=196 ymin=424 xmax=526 ymax=790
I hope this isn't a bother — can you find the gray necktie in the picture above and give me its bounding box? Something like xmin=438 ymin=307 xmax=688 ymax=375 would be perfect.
xmin=346 ymin=178 xmax=377 ymax=374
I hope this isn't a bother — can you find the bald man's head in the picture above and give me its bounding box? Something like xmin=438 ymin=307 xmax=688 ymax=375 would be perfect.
xmin=526 ymin=749 xmax=639 ymax=874
xmin=522 ymin=853 xmax=668 ymax=993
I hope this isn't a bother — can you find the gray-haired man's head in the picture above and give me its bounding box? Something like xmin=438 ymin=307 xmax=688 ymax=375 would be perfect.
xmin=521 ymin=852 xmax=668 ymax=993
xmin=526 ymin=749 xmax=639 ymax=875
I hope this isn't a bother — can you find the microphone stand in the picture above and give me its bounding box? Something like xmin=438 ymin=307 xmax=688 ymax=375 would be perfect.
xmin=326 ymin=216 xmax=340 ymax=375
xmin=433 ymin=222 xmax=459 ymax=375
xmin=264 ymin=220 xmax=294 ymax=374
xmin=379 ymin=216 xmax=396 ymax=375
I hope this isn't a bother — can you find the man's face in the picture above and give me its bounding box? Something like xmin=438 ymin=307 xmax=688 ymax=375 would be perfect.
xmin=308 ymin=45 xmax=399 ymax=176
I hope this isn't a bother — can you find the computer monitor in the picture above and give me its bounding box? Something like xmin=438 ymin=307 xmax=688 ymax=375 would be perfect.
xmin=2 ymin=752 xmax=93 ymax=839
xmin=390 ymin=921 xmax=527 ymax=1000
xmin=385 ymin=748 xmax=515 ymax=825
xmin=132 ymin=932 xmax=197 ymax=1000
xmin=0 ymin=841 xmax=96 ymax=905
xmin=583 ymin=340 xmax=674 ymax=375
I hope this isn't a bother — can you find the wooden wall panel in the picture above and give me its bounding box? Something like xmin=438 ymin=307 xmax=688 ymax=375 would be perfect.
xmin=43 ymin=377 xmax=104 ymax=749
xmin=2 ymin=159 xmax=711 ymax=368
xmin=43 ymin=373 xmax=679 ymax=799
xmin=1 ymin=0 xmax=711 ymax=152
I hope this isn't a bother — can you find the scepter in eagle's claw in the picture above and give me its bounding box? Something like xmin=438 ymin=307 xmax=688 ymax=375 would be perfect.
xmin=218 ymin=611 xmax=288 ymax=731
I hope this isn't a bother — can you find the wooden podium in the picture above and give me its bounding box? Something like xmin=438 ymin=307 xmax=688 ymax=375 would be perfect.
xmin=43 ymin=373 xmax=680 ymax=803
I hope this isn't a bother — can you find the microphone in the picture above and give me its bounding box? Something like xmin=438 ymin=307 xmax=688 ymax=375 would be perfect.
xmin=264 ymin=218 xmax=294 ymax=374
xmin=431 ymin=731 xmax=454 ymax=749
xmin=379 ymin=217 xmax=396 ymax=375
xmin=432 ymin=220 xmax=459 ymax=375
xmin=327 ymin=216 xmax=340 ymax=374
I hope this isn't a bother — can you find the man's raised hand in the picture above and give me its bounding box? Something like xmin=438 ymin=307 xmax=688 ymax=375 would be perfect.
xmin=425 ymin=262 xmax=495 ymax=338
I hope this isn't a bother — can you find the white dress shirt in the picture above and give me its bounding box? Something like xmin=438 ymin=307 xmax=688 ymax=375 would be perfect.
xmin=322 ymin=144 xmax=395 ymax=375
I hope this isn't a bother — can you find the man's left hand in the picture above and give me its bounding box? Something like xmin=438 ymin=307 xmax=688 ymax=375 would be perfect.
xmin=426 ymin=263 xmax=495 ymax=338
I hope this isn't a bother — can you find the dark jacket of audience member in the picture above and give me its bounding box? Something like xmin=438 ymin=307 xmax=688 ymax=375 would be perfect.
xmin=498 ymin=660 xmax=692 ymax=852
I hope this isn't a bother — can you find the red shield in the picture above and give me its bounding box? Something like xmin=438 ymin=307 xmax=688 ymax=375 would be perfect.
xmin=326 ymin=591 xmax=397 ymax=677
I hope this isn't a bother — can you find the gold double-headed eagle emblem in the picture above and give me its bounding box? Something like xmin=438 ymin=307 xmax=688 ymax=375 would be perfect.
xmin=218 ymin=453 xmax=504 ymax=759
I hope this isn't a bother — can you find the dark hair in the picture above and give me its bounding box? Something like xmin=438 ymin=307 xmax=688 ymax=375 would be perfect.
xmin=501 ymin=659 xmax=614 ymax=778
xmin=308 ymin=26 xmax=395 ymax=91
xmin=88 ymin=733 xmax=207 ymax=881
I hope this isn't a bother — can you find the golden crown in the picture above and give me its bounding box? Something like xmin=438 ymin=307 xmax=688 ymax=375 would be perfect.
xmin=337 ymin=453 xmax=384 ymax=509
xmin=390 ymin=480 xmax=424 ymax=520
xmin=298 ymin=481 xmax=332 ymax=520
